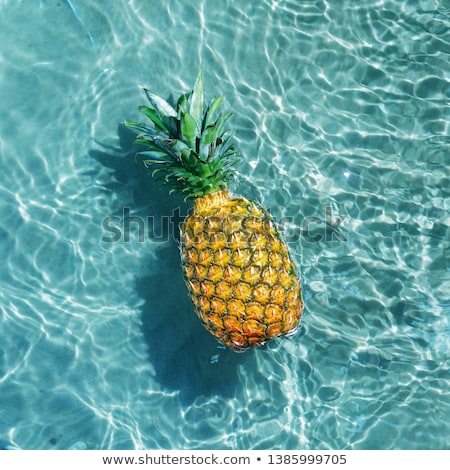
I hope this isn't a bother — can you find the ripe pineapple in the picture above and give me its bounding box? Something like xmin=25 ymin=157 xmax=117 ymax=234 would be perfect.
xmin=125 ymin=69 xmax=303 ymax=350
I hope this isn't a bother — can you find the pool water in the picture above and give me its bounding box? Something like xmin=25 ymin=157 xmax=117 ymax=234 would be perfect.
xmin=0 ymin=0 xmax=448 ymax=450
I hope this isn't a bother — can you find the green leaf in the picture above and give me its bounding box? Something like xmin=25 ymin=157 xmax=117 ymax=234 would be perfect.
xmin=217 ymin=131 xmax=236 ymax=152
xmin=137 ymin=150 xmax=174 ymax=163
xmin=138 ymin=106 xmax=169 ymax=133
xmin=144 ymin=88 xmax=177 ymax=117
xmin=215 ymin=112 xmax=233 ymax=137
xmin=179 ymin=148 xmax=192 ymax=165
xmin=189 ymin=68 xmax=203 ymax=126
xmin=143 ymin=159 xmax=165 ymax=168
xmin=203 ymin=96 xmax=224 ymax=129
xmin=134 ymin=138 xmax=159 ymax=148
xmin=176 ymin=92 xmax=191 ymax=114
xmin=167 ymin=138 xmax=190 ymax=154
xmin=134 ymin=137 xmax=151 ymax=144
xmin=180 ymin=111 xmax=197 ymax=149
xmin=162 ymin=116 xmax=178 ymax=137
xmin=123 ymin=120 xmax=155 ymax=136
xmin=198 ymin=125 xmax=217 ymax=159
xmin=201 ymin=125 xmax=216 ymax=145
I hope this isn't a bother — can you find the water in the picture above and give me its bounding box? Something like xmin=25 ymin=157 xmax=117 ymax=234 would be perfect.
xmin=0 ymin=0 xmax=448 ymax=450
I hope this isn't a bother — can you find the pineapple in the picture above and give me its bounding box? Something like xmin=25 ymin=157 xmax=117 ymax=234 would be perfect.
xmin=124 ymin=69 xmax=303 ymax=350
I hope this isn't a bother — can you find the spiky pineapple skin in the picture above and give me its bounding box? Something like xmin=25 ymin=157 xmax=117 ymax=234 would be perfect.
xmin=181 ymin=190 xmax=303 ymax=350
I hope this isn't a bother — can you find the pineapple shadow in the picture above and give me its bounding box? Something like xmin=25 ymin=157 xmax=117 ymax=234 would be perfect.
xmin=136 ymin=251 xmax=253 ymax=406
xmin=92 ymin=124 xmax=255 ymax=406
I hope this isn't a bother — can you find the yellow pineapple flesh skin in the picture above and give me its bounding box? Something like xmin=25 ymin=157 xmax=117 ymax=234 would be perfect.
xmin=181 ymin=190 xmax=303 ymax=350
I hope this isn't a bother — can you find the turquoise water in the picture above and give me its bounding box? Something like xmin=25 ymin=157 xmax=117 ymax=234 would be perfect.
xmin=0 ymin=0 xmax=449 ymax=450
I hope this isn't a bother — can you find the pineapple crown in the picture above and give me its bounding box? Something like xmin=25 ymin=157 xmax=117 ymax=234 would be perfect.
xmin=124 ymin=68 xmax=240 ymax=199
